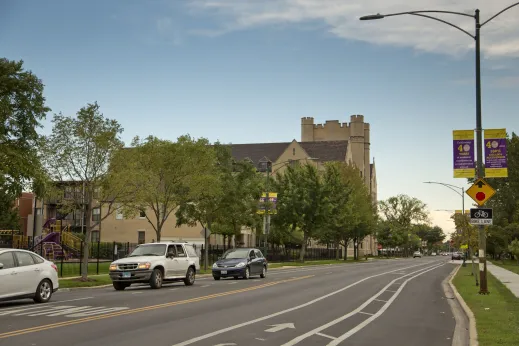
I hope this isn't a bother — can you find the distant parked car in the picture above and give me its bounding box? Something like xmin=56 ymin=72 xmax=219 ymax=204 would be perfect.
xmin=108 ymin=242 xmax=200 ymax=290
xmin=452 ymin=252 xmax=463 ymax=260
xmin=0 ymin=248 xmax=59 ymax=303
xmin=212 ymin=248 xmax=267 ymax=280
xmin=413 ymin=251 xmax=422 ymax=258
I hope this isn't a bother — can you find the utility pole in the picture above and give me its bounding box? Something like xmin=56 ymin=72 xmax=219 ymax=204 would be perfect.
xmin=263 ymin=161 xmax=272 ymax=258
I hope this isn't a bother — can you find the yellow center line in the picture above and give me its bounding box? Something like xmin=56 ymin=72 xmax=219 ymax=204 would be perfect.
xmin=0 ymin=275 xmax=313 ymax=339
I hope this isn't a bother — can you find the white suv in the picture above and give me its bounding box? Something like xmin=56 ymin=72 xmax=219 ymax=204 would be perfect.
xmin=109 ymin=242 xmax=200 ymax=290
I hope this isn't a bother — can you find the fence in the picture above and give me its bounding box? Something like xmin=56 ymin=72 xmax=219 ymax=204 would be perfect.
xmin=6 ymin=240 xmax=342 ymax=278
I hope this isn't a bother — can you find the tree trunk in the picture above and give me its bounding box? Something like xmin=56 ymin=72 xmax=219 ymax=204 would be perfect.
xmin=299 ymin=233 xmax=308 ymax=262
xmin=81 ymin=200 xmax=92 ymax=280
xmin=335 ymin=240 xmax=340 ymax=260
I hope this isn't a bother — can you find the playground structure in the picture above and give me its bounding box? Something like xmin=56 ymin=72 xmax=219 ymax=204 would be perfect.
xmin=0 ymin=219 xmax=83 ymax=261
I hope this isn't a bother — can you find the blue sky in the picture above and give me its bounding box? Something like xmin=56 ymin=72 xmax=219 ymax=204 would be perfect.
xmin=2 ymin=0 xmax=519 ymax=235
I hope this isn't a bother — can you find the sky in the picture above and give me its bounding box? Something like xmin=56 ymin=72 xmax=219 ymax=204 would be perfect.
xmin=2 ymin=0 xmax=519 ymax=237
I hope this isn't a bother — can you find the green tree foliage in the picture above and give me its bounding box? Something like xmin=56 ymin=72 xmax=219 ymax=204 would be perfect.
xmin=320 ymin=162 xmax=375 ymax=260
xmin=0 ymin=192 xmax=19 ymax=230
xmin=42 ymin=102 xmax=126 ymax=279
xmin=175 ymin=143 xmax=263 ymax=248
xmin=508 ymin=239 xmax=519 ymax=264
xmin=114 ymin=135 xmax=217 ymax=242
xmin=378 ymin=194 xmax=429 ymax=256
xmin=1 ymin=58 xmax=50 ymax=218
xmin=272 ymin=164 xmax=328 ymax=261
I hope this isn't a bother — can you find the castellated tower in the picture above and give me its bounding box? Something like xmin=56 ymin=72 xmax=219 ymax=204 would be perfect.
xmin=301 ymin=115 xmax=371 ymax=188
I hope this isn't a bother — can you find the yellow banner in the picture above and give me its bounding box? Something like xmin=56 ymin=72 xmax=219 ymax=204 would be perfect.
xmin=484 ymin=129 xmax=508 ymax=178
xmin=453 ymin=130 xmax=475 ymax=178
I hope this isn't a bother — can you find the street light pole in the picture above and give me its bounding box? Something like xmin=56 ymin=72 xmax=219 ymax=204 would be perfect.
xmin=362 ymin=2 xmax=519 ymax=294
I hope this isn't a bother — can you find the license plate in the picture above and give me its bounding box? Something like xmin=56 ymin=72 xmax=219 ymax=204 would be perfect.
xmin=221 ymin=270 xmax=227 ymax=274
xmin=122 ymin=272 xmax=131 ymax=278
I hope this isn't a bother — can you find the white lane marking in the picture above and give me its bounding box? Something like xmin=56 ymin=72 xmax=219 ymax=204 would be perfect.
xmin=386 ymin=290 xmax=397 ymax=293
xmin=0 ymin=304 xmax=129 ymax=318
xmin=328 ymin=263 xmax=445 ymax=345
xmin=281 ymin=263 xmax=445 ymax=346
xmin=200 ymin=285 xmax=211 ymax=288
xmin=132 ymin=292 xmax=143 ymax=294
xmin=170 ymin=288 xmax=178 ymax=291
xmin=227 ymin=282 xmax=238 ymax=285
xmin=0 ymin=297 xmax=94 ymax=314
xmin=316 ymin=332 xmax=337 ymax=340
xmin=265 ymin=323 xmax=295 ymax=333
xmin=358 ymin=311 xmax=374 ymax=316
xmin=374 ymin=299 xmax=387 ymax=303
xmin=171 ymin=261 xmax=441 ymax=346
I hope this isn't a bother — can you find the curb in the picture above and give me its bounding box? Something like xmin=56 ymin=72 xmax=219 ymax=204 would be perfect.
xmin=448 ymin=264 xmax=479 ymax=346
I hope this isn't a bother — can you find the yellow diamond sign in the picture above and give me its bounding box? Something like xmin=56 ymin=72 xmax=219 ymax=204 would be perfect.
xmin=466 ymin=178 xmax=496 ymax=206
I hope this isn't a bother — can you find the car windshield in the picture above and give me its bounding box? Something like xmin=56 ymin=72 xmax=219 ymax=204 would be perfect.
xmin=222 ymin=249 xmax=250 ymax=259
xmin=128 ymin=244 xmax=166 ymax=257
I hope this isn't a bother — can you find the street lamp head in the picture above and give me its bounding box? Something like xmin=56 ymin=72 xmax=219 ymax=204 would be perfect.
xmin=359 ymin=14 xmax=385 ymax=20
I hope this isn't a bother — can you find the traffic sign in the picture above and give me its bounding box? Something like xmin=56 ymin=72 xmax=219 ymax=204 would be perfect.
xmin=466 ymin=178 xmax=496 ymax=206
xmin=469 ymin=208 xmax=493 ymax=225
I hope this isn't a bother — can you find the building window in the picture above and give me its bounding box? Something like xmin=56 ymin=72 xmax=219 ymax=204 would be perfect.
xmin=91 ymin=231 xmax=100 ymax=242
xmin=92 ymin=207 xmax=101 ymax=222
xmin=138 ymin=231 xmax=145 ymax=244
xmin=115 ymin=205 xmax=123 ymax=220
xmin=292 ymin=148 xmax=296 ymax=155
xmin=139 ymin=210 xmax=146 ymax=218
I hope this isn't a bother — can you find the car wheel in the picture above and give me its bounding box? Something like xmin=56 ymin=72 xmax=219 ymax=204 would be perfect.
xmin=184 ymin=267 xmax=195 ymax=286
xmin=243 ymin=267 xmax=250 ymax=280
xmin=233 ymin=276 xmax=239 ymax=280
xmin=213 ymin=276 xmax=221 ymax=280
xmin=34 ymin=279 xmax=53 ymax=303
xmin=113 ymin=282 xmax=130 ymax=291
xmin=260 ymin=266 xmax=267 ymax=278
xmin=150 ymin=268 xmax=163 ymax=289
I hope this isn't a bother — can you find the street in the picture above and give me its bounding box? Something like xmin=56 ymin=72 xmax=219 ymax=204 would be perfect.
xmin=0 ymin=257 xmax=457 ymax=346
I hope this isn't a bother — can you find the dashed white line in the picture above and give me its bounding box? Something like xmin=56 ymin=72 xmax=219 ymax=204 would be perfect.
xmin=227 ymin=282 xmax=238 ymax=285
xmin=0 ymin=297 xmax=94 ymax=314
xmin=359 ymin=311 xmax=374 ymax=316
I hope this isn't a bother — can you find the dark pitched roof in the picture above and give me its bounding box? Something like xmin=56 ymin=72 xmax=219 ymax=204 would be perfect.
xmin=228 ymin=140 xmax=348 ymax=168
xmin=299 ymin=141 xmax=348 ymax=162
xmin=229 ymin=142 xmax=290 ymax=164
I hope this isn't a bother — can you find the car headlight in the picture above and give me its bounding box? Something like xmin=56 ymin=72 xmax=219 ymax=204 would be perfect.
xmin=236 ymin=262 xmax=246 ymax=268
xmin=138 ymin=262 xmax=151 ymax=270
xmin=109 ymin=263 xmax=118 ymax=271
xmin=212 ymin=262 xmax=218 ymax=268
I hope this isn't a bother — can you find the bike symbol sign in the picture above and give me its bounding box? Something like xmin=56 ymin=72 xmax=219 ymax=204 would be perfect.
xmin=469 ymin=208 xmax=493 ymax=225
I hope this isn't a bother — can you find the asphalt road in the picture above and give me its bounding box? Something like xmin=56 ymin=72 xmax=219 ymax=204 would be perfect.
xmin=0 ymin=257 xmax=457 ymax=346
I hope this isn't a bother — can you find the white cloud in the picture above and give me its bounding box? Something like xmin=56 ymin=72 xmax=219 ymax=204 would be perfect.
xmin=187 ymin=0 xmax=519 ymax=59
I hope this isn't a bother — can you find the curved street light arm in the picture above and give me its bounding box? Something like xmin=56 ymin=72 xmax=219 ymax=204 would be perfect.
xmin=423 ymin=181 xmax=463 ymax=197
xmin=481 ymin=1 xmax=519 ymax=27
xmin=409 ymin=13 xmax=475 ymax=39
xmin=382 ymin=10 xmax=475 ymax=18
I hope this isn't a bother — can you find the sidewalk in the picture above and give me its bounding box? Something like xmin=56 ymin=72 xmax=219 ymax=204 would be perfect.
xmin=487 ymin=261 xmax=519 ymax=298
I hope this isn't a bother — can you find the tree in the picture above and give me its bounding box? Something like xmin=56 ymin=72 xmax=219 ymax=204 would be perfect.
xmin=0 ymin=191 xmax=19 ymax=230
xmin=115 ymin=135 xmax=217 ymax=242
xmin=508 ymin=239 xmax=519 ymax=265
xmin=1 ymin=58 xmax=50 ymax=220
xmin=320 ymin=162 xmax=375 ymax=260
xmin=378 ymin=194 xmax=429 ymax=256
xmin=42 ymin=102 xmax=126 ymax=280
xmin=175 ymin=143 xmax=262 ymax=268
xmin=273 ymin=164 xmax=327 ymax=261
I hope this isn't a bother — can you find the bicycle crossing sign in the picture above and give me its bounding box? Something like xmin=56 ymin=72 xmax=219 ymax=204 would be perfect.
xmin=466 ymin=178 xmax=496 ymax=206
xmin=469 ymin=208 xmax=493 ymax=225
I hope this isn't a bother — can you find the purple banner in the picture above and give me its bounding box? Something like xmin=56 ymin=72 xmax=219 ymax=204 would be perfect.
xmin=484 ymin=129 xmax=508 ymax=177
xmin=453 ymin=130 xmax=475 ymax=178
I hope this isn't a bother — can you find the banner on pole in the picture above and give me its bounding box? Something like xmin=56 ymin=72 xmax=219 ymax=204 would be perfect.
xmin=453 ymin=130 xmax=475 ymax=178
xmin=484 ymin=129 xmax=508 ymax=178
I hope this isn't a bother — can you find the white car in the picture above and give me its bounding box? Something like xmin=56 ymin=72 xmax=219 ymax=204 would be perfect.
xmin=413 ymin=251 xmax=422 ymax=258
xmin=0 ymin=248 xmax=59 ymax=303
xmin=109 ymin=242 xmax=200 ymax=290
